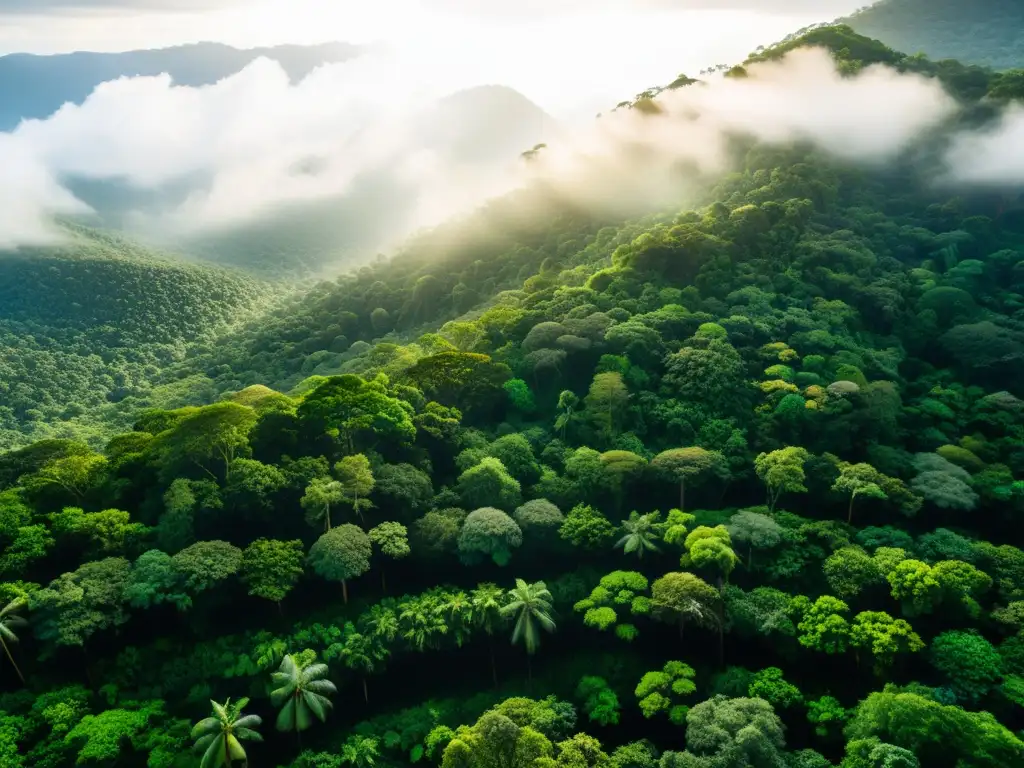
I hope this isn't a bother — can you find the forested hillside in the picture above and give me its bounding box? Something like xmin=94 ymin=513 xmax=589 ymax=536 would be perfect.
xmin=847 ymin=0 xmax=1024 ymax=70
xmin=0 ymin=226 xmax=275 ymax=450
xmin=0 ymin=23 xmax=1023 ymax=768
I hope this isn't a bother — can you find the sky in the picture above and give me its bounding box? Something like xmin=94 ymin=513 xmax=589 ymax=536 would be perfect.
xmin=0 ymin=0 xmax=865 ymax=119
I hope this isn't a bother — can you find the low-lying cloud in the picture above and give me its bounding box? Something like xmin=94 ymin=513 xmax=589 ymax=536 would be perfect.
xmin=944 ymin=104 xmax=1024 ymax=186
xmin=1 ymin=43 xmax=1021 ymax=256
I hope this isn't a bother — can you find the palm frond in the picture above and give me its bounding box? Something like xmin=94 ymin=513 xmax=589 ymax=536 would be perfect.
xmin=211 ymin=700 xmax=230 ymax=722
xmin=226 ymin=734 xmax=247 ymax=761
xmin=301 ymin=662 xmax=330 ymax=682
xmin=276 ymin=696 xmax=297 ymax=732
xmin=534 ymin=611 xmax=556 ymax=633
xmin=303 ymin=691 xmax=330 ymax=723
xmin=191 ymin=718 xmax=222 ymax=739
xmin=303 ymin=678 xmax=337 ymax=695
xmin=200 ymin=735 xmax=225 ymax=768
xmin=295 ymin=699 xmax=313 ymax=731
xmin=234 ymin=714 xmax=262 ymax=729
xmin=193 ymin=733 xmax=217 ymax=751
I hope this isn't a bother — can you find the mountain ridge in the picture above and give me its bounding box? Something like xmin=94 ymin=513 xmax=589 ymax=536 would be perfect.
xmin=845 ymin=0 xmax=1024 ymax=70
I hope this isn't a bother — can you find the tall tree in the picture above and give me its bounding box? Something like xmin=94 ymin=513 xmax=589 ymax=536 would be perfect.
xmin=500 ymin=579 xmax=556 ymax=680
xmin=833 ymin=462 xmax=888 ymax=524
xmin=270 ymin=654 xmax=337 ymax=739
xmin=615 ymin=512 xmax=662 ymax=560
xmin=191 ymin=697 xmax=263 ymax=768
xmin=152 ymin=402 xmax=257 ymax=482
xmin=754 ymin=447 xmax=810 ymax=512
xmin=652 ymin=448 xmax=726 ymax=511
xmin=368 ymin=522 xmax=410 ymax=591
xmin=471 ymin=583 xmax=506 ymax=686
xmin=0 ymin=597 xmax=27 ymax=684
xmin=297 ymin=374 xmax=416 ymax=452
xmin=339 ymin=624 xmax=388 ymax=704
xmin=240 ymin=539 xmax=304 ymax=610
xmin=651 ymin=572 xmax=720 ymax=638
xmin=301 ymin=477 xmax=345 ymax=533
xmin=555 ymin=390 xmax=581 ymax=440
xmin=308 ymin=525 xmax=372 ymax=604
xmin=584 ymin=372 xmax=630 ymax=441
xmin=335 ymin=455 xmax=376 ymax=523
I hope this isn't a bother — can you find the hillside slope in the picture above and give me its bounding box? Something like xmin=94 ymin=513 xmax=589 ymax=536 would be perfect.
xmin=847 ymin=0 xmax=1024 ymax=70
xmin=0 ymin=226 xmax=276 ymax=449
xmin=0 ymin=41 xmax=360 ymax=131
xmin=155 ymin=27 xmax=1024 ymax=403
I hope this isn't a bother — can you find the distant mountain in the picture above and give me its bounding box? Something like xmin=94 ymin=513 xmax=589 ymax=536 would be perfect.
xmin=846 ymin=0 xmax=1024 ymax=70
xmin=140 ymin=85 xmax=562 ymax=277
xmin=0 ymin=40 xmax=360 ymax=130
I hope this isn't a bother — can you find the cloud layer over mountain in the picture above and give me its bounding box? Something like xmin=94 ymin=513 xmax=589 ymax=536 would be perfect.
xmin=0 ymin=42 xmax=1020 ymax=255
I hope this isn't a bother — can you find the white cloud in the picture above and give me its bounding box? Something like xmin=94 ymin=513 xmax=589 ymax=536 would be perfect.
xmin=0 ymin=44 xmax=970 ymax=253
xmin=0 ymin=135 xmax=90 ymax=248
xmin=944 ymin=104 xmax=1024 ymax=186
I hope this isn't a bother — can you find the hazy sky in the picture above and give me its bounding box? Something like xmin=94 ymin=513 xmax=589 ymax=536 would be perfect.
xmin=0 ymin=0 xmax=865 ymax=118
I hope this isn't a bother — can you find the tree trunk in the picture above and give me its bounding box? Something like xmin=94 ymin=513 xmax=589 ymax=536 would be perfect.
xmin=717 ymin=479 xmax=732 ymax=507
xmin=363 ymin=677 xmax=369 ymax=704
xmin=847 ymin=493 xmax=855 ymax=525
xmin=225 ymin=736 xmax=232 ymax=768
xmin=748 ymin=547 xmax=754 ymax=570
xmin=679 ymin=479 xmax=685 ymax=511
xmin=716 ymin=581 xmax=726 ymax=666
xmin=83 ymin=644 xmax=94 ymax=687
xmin=0 ymin=639 xmax=24 ymax=684
xmin=526 ymin=654 xmax=532 ymax=685
xmin=489 ymin=638 xmax=498 ymax=688
xmin=342 ymin=580 xmax=349 ymax=604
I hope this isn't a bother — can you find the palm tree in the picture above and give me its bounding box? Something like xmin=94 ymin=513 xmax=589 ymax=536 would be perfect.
xmin=191 ymin=697 xmax=263 ymax=768
xmin=270 ymin=654 xmax=337 ymax=743
xmin=340 ymin=629 xmax=388 ymax=704
xmin=360 ymin=603 xmax=399 ymax=644
xmin=471 ymin=583 xmax=505 ymax=687
xmin=440 ymin=590 xmax=474 ymax=647
xmin=500 ymin=579 xmax=555 ymax=682
xmin=615 ymin=511 xmax=661 ymax=560
xmin=399 ymin=595 xmax=449 ymax=651
xmin=341 ymin=735 xmax=380 ymax=768
xmin=0 ymin=597 xmax=27 ymax=684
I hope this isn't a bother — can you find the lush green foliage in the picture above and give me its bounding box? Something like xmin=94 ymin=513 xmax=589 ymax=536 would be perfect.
xmin=0 ymin=226 xmax=273 ymax=450
xmin=0 ymin=21 xmax=1023 ymax=768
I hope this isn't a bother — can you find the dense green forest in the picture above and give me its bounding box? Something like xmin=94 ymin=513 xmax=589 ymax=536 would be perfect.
xmin=1 ymin=22 xmax=1024 ymax=768
xmin=847 ymin=0 xmax=1024 ymax=71
xmin=0 ymin=225 xmax=276 ymax=450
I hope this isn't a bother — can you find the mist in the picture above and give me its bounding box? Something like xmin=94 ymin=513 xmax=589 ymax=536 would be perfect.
xmin=522 ymin=47 xmax=958 ymax=217
xmin=944 ymin=105 xmax=1024 ymax=186
xmin=0 ymin=37 xmax=1021 ymax=257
